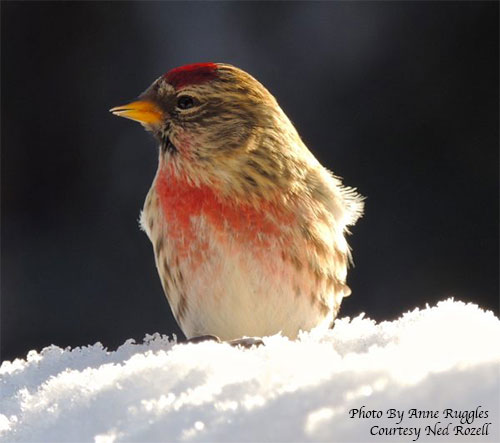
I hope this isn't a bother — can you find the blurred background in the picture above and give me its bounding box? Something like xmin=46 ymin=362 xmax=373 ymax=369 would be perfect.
xmin=1 ymin=2 xmax=498 ymax=362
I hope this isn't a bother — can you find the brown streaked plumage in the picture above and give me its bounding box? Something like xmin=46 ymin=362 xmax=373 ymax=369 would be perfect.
xmin=111 ymin=63 xmax=364 ymax=341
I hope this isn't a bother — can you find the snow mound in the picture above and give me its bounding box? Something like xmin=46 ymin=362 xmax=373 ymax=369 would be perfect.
xmin=1 ymin=299 xmax=499 ymax=442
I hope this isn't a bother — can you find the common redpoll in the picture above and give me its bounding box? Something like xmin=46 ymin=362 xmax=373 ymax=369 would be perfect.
xmin=111 ymin=63 xmax=363 ymax=342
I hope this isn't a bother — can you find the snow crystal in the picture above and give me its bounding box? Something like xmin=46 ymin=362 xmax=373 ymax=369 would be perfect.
xmin=1 ymin=299 xmax=498 ymax=442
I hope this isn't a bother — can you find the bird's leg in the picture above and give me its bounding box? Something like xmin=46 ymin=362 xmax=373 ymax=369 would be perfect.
xmin=185 ymin=335 xmax=264 ymax=348
xmin=186 ymin=335 xmax=221 ymax=344
xmin=228 ymin=337 xmax=265 ymax=348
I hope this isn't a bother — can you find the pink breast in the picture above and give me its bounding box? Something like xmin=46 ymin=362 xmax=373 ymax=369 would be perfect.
xmin=155 ymin=167 xmax=294 ymax=256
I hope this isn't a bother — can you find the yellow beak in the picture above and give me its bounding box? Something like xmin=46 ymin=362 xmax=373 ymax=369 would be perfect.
xmin=109 ymin=100 xmax=164 ymax=125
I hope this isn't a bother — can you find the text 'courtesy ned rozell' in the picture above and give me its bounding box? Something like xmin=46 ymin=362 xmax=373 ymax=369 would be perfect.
xmin=349 ymin=406 xmax=492 ymax=441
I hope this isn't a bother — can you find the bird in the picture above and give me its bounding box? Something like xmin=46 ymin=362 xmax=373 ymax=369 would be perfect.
xmin=110 ymin=63 xmax=363 ymax=344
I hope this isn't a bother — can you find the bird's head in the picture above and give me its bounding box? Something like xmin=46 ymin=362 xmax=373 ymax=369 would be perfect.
xmin=111 ymin=63 xmax=303 ymax=198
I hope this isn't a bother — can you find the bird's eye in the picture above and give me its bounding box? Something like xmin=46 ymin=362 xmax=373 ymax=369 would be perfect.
xmin=177 ymin=95 xmax=195 ymax=110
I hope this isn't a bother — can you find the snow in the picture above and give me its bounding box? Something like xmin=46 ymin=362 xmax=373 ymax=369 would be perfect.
xmin=1 ymin=299 xmax=499 ymax=442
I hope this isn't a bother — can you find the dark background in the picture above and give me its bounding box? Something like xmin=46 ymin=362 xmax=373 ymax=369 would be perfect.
xmin=1 ymin=2 xmax=498 ymax=362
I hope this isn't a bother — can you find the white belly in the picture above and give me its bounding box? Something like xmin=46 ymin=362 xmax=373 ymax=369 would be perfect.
xmin=141 ymin=200 xmax=336 ymax=340
xmin=179 ymin=225 xmax=332 ymax=339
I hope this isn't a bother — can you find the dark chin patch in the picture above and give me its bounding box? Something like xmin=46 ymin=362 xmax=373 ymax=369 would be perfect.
xmin=161 ymin=136 xmax=178 ymax=154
